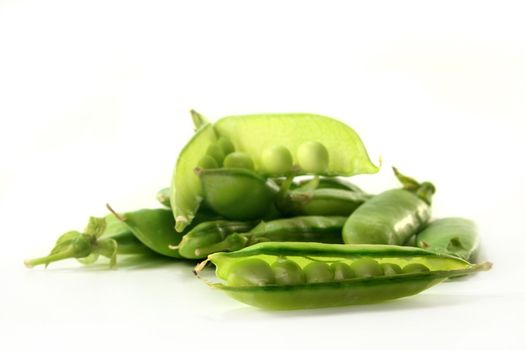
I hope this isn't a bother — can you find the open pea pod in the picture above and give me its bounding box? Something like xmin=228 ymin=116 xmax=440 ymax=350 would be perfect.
xmin=196 ymin=242 xmax=492 ymax=310
xmin=171 ymin=113 xmax=379 ymax=232
xmin=214 ymin=114 xmax=379 ymax=176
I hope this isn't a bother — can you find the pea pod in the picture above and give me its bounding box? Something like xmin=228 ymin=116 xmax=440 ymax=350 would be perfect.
xmin=195 ymin=242 xmax=492 ymax=310
xmin=187 ymin=216 xmax=346 ymax=259
xmin=156 ymin=187 xmax=171 ymax=208
xmin=198 ymin=168 xmax=279 ymax=220
xmin=178 ymin=220 xmax=259 ymax=259
xmin=171 ymin=113 xmax=379 ymax=231
xmin=343 ymin=167 xmax=435 ymax=245
xmin=295 ymin=176 xmax=366 ymax=193
xmin=416 ymin=218 xmax=480 ymax=262
xmin=277 ymin=188 xmax=372 ymax=217
xmin=214 ymin=114 xmax=379 ymax=176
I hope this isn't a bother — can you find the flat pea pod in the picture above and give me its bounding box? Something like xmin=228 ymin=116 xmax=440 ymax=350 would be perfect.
xmin=178 ymin=220 xmax=259 ymax=259
xmin=109 ymin=208 xmax=185 ymax=258
xmin=198 ymin=168 xmax=279 ymax=221
xmin=277 ymin=188 xmax=372 ymax=217
xmin=196 ymin=242 xmax=492 ymax=310
xmin=214 ymin=114 xmax=379 ymax=177
xmin=343 ymin=167 xmax=435 ymax=245
xmin=25 ymin=215 xmax=155 ymax=268
xmin=416 ymin=218 xmax=480 ymax=262
xmin=192 ymin=216 xmax=346 ymax=258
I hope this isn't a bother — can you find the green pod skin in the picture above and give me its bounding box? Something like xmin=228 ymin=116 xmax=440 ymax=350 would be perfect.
xmin=416 ymin=218 xmax=480 ymax=262
xmin=199 ymin=168 xmax=279 ymax=221
xmin=187 ymin=216 xmax=346 ymax=259
xmin=198 ymin=242 xmax=492 ymax=310
xmin=278 ymin=188 xmax=372 ymax=217
xmin=295 ymin=177 xmax=365 ymax=193
xmin=172 ymin=113 xmax=379 ymax=231
xmin=113 ymin=208 xmax=184 ymax=258
xmin=178 ymin=220 xmax=259 ymax=259
xmin=343 ymin=168 xmax=435 ymax=245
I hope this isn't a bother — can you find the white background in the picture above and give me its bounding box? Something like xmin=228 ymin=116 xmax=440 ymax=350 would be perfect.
xmin=1 ymin=1 xmax=524 ymax=349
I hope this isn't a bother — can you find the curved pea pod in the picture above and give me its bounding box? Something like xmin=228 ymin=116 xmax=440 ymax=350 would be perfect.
xmin=178 ymin=220 xmax=259 ymax=259
xmin=171 ymin=123 xmax=218 ymax=232
xmin=198 ymin=168 xmax=279 ymax=221
xmin=214 ymin=114 xmax=379 ymax=177
xmin=343 ymin=167 xmax=435 ymax=245
xmin=190 ymin=216 xmax=346 ymax=258
xmin=24 ymin=215 xmax=155 ymax=269
xmin=416 ymin=218 xmax=480 ymax=262
xmin=195 ymin=242 xmax=492 ymax=310
xmin=277 ymin=188 xmax=372 ymax=217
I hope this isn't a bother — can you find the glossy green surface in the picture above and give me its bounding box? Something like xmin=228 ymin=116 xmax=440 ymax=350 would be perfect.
xmin=214 ymin=114 xmax=379 ymax=176
xmin=171 ymin=123 xmax=217 ymax=232
xmin=416 ymin=217 xmax=480 ymax=262
xmin=203 ymin=242 xmax=491 ymax=310
xmin=199 ymin=168 xmax=278 ymax=220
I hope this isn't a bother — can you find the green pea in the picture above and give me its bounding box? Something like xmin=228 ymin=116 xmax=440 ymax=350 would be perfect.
xmin=223 ymin=152 xmax=255 ymax=170
xmin=297 ymin=141 xmax=329 ymax=173
xmin=261 ymin=145 xmax=293 ymax=175
xmin=272 ymin=257 xmax=305 ymax=285
xmin=217 ymin=137 xmax=235 ymax=155
xmin=330 ymin=262 xmax=355 ymax=281
xmin=206 ymin=144 xmax=225 ymax=166
xmin=303 ymin=261 xmax=333 ymax=283
xmin=197 ymin=155 xmax=219 ymax=169
xmin=402 ymin=263 xmax=430 ymax=274
xmin=351 ymin=258 xmax=383 ymax=278
xmin=381 ymin=263 xmax=402 ymax=276
xmin=227 ymin=258 xmax=275 ymax=287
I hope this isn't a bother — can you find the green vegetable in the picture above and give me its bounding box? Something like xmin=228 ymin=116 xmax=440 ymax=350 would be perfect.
xmin=343 ymin=167 xmax=435 ymax=245
xmin=195 ymin=242 xmax=492 ymax=310
xmin=416 ymin=218 xmax=480 ymax=262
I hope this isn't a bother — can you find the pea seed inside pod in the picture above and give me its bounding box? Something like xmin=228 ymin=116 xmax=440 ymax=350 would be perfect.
xmin=303 ymin=261 xmax=334 ymax=283
xmin=223 ymin=152 xmax=255 ymax=170
xmin=330 ymin=262 xmax=355 ymax=281
xmin=206 ymin=144 xmax=225 ymax=166
xmin=261 ymin=145 xmax=293 ymax=175
xmin=271 ymin=257 xmax=305 ymax=285
xmin=297 ymin=141 xmax=329 ymax=173
xmin=381 ymin=263 xmax=402 ymax=276
xmin=402 ymin=263 xmax=430 ymax=274
xmin=226 ymin=258 xmax=275 ymax=287
xmin=197 ymin=155 xmax=219 ymax=169
xmin=217 ymin=137 xmax=235 ymax=155
xmin=351 ymin=258 xmax=383 ymax=278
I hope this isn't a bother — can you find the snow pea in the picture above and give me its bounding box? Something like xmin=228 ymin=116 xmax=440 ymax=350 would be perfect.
xmin=185 ymin=216 xmax=346 ymax=258
xmin=178 ymin=220 xmax=259 ymax=259
xmin=416 ymin=218 xmax=480 ymax=262
xmin=195 ymin=242 xmax=492 ymax=310
xmin=171 ymin=113 xmax=379 ymax=232
xmin=277 ymin=188 xmax=372 ymax=217
xmin=156 ymin=187 xmax=171 ymax=208
xmin=24 ymin=215 xmax=155 ymax=268
xmin=343 ymin=167 xmax=435 ymax=245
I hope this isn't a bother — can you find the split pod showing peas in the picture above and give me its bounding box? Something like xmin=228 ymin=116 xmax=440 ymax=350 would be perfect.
xmin=180 ymin=216 xmax=346 ymax=259
xmin=171 ymin=113 xmax=379 ymax=232
xmin=343 ymin=167 xmax=435 ymax=245
xmin=195 ymin=242 xmax=492 ymax=310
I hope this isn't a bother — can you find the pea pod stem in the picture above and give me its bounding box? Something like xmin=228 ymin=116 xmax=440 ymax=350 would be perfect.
xmin=24 ymin=249 xmax=77 ymax=268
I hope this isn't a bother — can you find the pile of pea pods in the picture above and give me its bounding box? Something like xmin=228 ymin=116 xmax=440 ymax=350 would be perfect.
xmin=26 ymin=111 xmax=492 ymax=310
